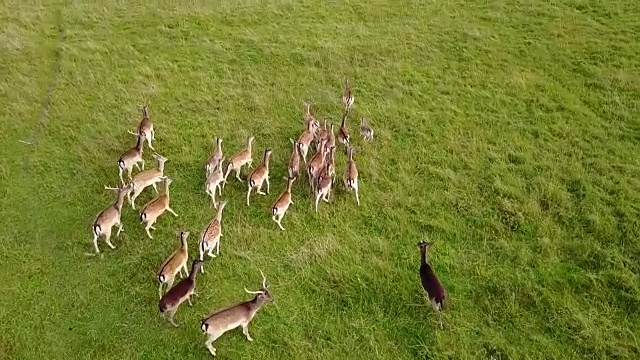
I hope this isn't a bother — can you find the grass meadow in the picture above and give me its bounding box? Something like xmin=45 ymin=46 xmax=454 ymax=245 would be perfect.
xmin=1 ymin=0 xmax=640 ymax=359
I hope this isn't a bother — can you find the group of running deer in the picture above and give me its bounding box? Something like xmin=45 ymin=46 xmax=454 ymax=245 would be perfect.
xmin=89 ymin=79 xmax=445 ymax=356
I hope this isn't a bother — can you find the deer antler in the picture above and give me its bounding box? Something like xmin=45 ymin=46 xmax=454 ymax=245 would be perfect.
xmin=260 ymin=269 xmax=267 ymax=289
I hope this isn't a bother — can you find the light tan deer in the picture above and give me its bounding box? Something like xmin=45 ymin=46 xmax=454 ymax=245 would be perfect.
xmin=314 ymin=161 xmax=334 ymax=212
xmin=306 ymin=139 xmax=327 ymax=191
xmin=342 ymin=78 xmax=354 ymax=113
xmin=117 ymin=134 xmax=145 ymax=184
xmin=204 ymin=157 xmax=225 ymax=207
xmin=90 ymin=184 xmax=132 ymax=254
xmin=338 ymin=111 xmax=350 ymax=150
xmin=205 ymin=138 xmax=224 ymax=178
xmin=139 ymin=177 xmax=178 ymax=239
xmin=271 ymin=176 xmax=295 ymax=231
xmin=128 ymin=153 xmax=168 ymax=209
xmin=198 ymin=200 xmax=227 ymax=273
xmin=360 ymin=117 xmax=374 ymax=142
xmin=344 ymin=145 xmax=360 ymax=206
xmin=287 ymin=138 xmax=302 ymax=180
xmin=128 ymin=105 xmax=155 ymax=150
xmin=297 ymin=107 xmax=319 ymax=164
xmin=224 ymin=136 xmax=255 ymax=185
xmin=157 ymin=231 xmax=190 ymax=298
xmin=246 ymin=148 xmax=272 ymax=206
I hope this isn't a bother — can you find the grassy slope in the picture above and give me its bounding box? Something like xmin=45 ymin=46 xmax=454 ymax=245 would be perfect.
xmin=1 ymin=0 xmax=639 ymax=359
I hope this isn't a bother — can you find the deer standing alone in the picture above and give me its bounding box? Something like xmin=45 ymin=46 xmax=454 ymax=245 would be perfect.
xmin=200 ymin=271 xmax=273 ymax=357
xmin=418 ymin=240 xmax=446 ymax=329
xmin=360 ymin=117 xmax=374 ymax=141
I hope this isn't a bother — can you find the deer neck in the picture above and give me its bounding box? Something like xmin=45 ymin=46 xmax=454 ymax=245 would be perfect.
xmin=189 ymin=266 xmax=199 ymax=281
xmin=135 ymin=136 xmax=144 ymax=152
xmin=115 ymin=191 xmax=127 ymax=212
xmin=215 ymin=205 xmax=225 ymax=221
xmin=249 ymin=295 xmax=267 ymax=315
xmin=263 ymin=153 xmax=271 ymax=168
xmin=420 ymin=247 xmax=428 ymax=266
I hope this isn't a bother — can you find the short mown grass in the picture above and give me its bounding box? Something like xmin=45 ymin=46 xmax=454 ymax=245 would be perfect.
xmin=1 ymin=0 xmax=639 ymax=359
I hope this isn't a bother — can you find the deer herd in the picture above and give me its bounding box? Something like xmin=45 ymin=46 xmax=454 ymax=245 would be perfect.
xmin=89 ymin=79 xmax=445 ymax=356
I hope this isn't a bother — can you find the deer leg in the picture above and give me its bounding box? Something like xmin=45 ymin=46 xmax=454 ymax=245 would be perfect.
xmin=205 ymin=333 xmax=221 ymax=356
xmin=354 ymin=183 xmax=360 ymax=206
xmin=209 ymin=190 xmax=217 ymax=206
xmin=182 ymin=263 xmax=188 ymax=278
xmin=242 ymin=323 xmax=254 ymax=342
xmin=118 ymin=167 xmax=125 ymax=185
xmin=92 ymin=232 xmax=100 ymax=254
xmin=152 ymin=183 xmax=158 ymax=193
xmin=257 ymin=182 xmax=266 ymax=196
xmin=246 ymin=186 xmax=252 ymax=206
xmin=277 ymin=215 xmax=285 ymax=231
xmin=167 ymin=308 xmax=179 ymax=327
xmin=116 ymin=221 xmax=124 ymax=236
xmin=158 ymin=282 xmax=164 ymax=299
xmin=235 ymin=167 xmax=242 ymax=182
xmin=104 ymin=228 xmax=115 ymax=249
xmin=223 ymin=165 xmax=232 ymax=186
xmin=140 ymin=160 xmax=145 ymax=171
xmin=199 ymin=244 xmax=206 ymax=273
xmin=145 ymin=221 xmax=154 ymax=239
xmin=167 ymin=207 xmax=178 ymax=217
xmin=265 ymin=176 xmax=270 ymax=194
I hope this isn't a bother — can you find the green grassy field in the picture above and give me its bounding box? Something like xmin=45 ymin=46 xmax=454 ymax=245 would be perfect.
xmin=2 ymin=0 xmax=640 ymax=359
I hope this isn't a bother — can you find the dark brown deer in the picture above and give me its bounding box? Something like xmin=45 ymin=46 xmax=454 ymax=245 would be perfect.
xmin=418 ymin=240 xmax=446 ymax=328
xmin=159 ymin=259 xmax=203 ymax=327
